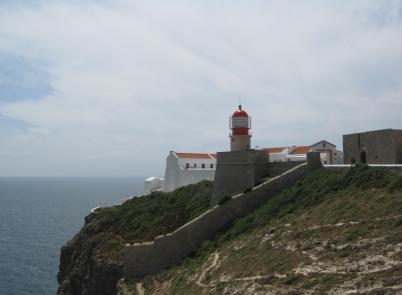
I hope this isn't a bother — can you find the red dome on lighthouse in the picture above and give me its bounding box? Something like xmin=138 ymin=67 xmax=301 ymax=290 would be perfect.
xmin=230 ymin=104 xmax=251 ymax=136
xmin=232 ymin=105 xmax=249 ymax=117
xmin=229 ymin=104 xmax=252 ymax=151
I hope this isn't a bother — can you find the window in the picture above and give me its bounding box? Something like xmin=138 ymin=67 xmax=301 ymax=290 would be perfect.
xmin=186 ymin=163 xmax=189 ymax=169
xmin=202 ymin=163 xmax=205 ymax=169
xmin=323 ymin=142 xmax=326 ymax=148
xmin=194 ymin=163 xmax=197 ymax=168
xmin=210 ymin=164 xmax=214 ymax=168
xmin=231 ymin=117 xmax=250 ymax=128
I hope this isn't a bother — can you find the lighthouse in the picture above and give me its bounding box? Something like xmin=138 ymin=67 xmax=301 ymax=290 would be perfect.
xmin=230 ymin=105 xmax=252 ymax=151
xmin=212 ymin=103 xmax=268 ymax=205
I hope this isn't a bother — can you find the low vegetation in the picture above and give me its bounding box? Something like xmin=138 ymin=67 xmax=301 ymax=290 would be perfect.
xmin=216 ymin=164 xmax=402 ymax=244
xmin=134 ymin=165 xmax=402 ymax=294
xmin=79 ymin=180 xmax=213 ymax=258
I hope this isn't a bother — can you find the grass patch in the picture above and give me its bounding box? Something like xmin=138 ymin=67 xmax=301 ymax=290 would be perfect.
xmin=134 ymin=166 xmax=402 ymax=294
xmin=82 ymin=180 xmax=213 ymax=257
xmin=214 ymin=166 xmax=402 ymax=245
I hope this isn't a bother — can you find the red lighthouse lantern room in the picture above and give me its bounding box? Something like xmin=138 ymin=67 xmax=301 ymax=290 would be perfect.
xmin=229 ymin=105 xmax=252 ymax=151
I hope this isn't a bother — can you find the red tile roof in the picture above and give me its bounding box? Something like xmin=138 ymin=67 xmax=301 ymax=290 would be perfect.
xmin=175 ymin=153 xmax=215 ymax=159
xmin=290 ymin=146 xmax=311 ymax=155
xmin=263 ymin=147 xmax=287 ymax=153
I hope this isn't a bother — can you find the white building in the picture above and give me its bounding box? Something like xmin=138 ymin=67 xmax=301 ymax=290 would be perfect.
xmin=310 ymin=140 xmax=344 ymax=164
xmin=144 ymin=141 xmax=343 ymax=194
xmin=264 ymin=140 xmax=344 ymax=164
xmin=144 ymin=176 xmax=164 ymax=195
xmin=163 ymin=151 xmax=216 ymax=192
xmin=264 ymin=146 xmax=292 ymax=162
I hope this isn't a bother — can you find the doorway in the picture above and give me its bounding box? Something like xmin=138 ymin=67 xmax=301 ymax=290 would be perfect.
xmin=360 ymin=151 xmax=367 ymax=164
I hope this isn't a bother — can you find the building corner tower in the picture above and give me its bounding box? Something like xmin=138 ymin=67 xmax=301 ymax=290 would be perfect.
xmin=230 ymin=105 xmax=251 ymax=151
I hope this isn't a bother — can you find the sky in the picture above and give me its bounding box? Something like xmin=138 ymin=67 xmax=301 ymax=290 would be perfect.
xmin=1 ymin=0 xmax=402 ymax=177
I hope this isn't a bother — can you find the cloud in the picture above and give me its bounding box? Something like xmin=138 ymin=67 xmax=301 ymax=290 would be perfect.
xmin=0 ymin=51 xmax=53 ymax=102
xmin=0 ymin=0 xmax=402 ymax=176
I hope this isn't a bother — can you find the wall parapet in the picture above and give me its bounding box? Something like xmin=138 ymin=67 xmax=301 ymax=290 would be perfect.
xmin=123 ymin=152 xmax=322 ymax=279
xmin=324 ymin=164 xmax=402 ymax=176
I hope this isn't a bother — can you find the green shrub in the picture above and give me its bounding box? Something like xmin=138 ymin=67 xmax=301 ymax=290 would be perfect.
xmin=87 ymin=180 xmax=213 ymax=252
xmin=218 ymin=194 xmax=232 ymax=205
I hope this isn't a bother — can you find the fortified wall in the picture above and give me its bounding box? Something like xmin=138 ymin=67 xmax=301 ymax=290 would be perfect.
xmin=324 ymin=164 xmax=402 ymax=176
xmin=211 ymin=149 xmax=268 ymax=205
xmin=123 ymin=152 xmax=322 ymax=279
xmin=211 ymin=149 xmax=303 ymax=205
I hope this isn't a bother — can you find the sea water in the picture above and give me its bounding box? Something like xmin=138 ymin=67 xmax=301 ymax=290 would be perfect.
xmin=0 ymin=177 xmax=144 ymax=295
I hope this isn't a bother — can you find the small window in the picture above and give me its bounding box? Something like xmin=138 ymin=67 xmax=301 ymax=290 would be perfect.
xmin=186 ymin=163 xmax=189 ymax=169
xmin=202 ymin=163 xmax=205 ymax=169
xmin=334 ymin=152 xmax=337 ymax=156
xmin=210 ymin=164 xmax=214 ymax=168
xmin=323 ymin=142 xmax=326 ymax=148
xmin=194 ymin=163 xmax=197 ymax=168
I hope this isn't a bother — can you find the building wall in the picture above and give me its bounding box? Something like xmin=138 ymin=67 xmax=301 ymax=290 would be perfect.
xmin=177 ymin=157 xmax=216 ymax=169
xmin=395 ymin=132 xmax=402 ymax=164
xmin=268 ymin=143 xmax=342 ymax=164
xmin=123 ymin=153 xmax=322 ymax=279
xmin=343 ymin=129 xmax=402 ymax=164
xmin=335 ymin=150 xmax=344 ymax=164
xmin=176 ymin=168 xmax=215 ymax=188
xmin=163 ymin=153 xmax=179 ymax=192
xmin=268 ymin=152 xmax=289 ymax=162
xmin=163 ymin=152 xmax=216 ymax=192
xmin=311 ymin=141 xmax=339 ymax=164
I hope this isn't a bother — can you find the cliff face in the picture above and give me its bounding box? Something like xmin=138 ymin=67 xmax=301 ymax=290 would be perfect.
xmin=57 ymin=181 xmax=213 ymax=295
xmin=57 ymin=214 xmax=122 ymax=295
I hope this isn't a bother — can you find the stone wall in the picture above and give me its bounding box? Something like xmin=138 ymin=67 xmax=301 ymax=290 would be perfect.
xmin=123 ymin=153 xmax=322 ymax=279
xmin=324 ymin=164 xmax=402 ymax=176
xmin=396 ymin=134 xmax=402 ymax=164
xmin=266 ymin=161 xmax=305 ymax=177
xmin=343 ymin=129 xmax=402 ymax=164
xmin=211 ymin=149 xmax=269 ymax=205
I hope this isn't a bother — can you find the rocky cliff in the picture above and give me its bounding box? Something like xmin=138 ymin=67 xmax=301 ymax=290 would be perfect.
xmin=58 ymin=166 xmax=402 ymax=294
xmin=57 ymin=181 xmax=213 ymax=295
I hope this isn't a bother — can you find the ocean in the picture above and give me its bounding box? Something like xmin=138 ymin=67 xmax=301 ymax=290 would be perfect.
xmin=0 ymin=177 xmax=144 ymax=295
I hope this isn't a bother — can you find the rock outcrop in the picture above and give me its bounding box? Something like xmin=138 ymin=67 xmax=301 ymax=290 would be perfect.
xmin=57 ymin=214 xmax=122 ymax=295
xmin=57 ymin=181 xmax=213 ymax=295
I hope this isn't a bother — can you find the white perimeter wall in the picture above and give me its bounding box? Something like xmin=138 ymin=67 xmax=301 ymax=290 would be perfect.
xmin=176 ymin=168 xmax=215 ymax=189
xmin=144 ymin=177 xmax=163 ymax=194
xmin=269 ymin=153 xmax=288 ymax=162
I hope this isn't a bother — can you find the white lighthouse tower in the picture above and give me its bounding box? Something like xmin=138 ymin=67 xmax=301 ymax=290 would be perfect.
xmin=229 ymin=105 xmax=252 ymax=151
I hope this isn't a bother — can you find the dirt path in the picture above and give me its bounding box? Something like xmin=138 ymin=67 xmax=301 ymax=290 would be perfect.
xmin=136 ymin=282 xmax=145 ymax=295
xmin=196 ymin=252 xmax=219 ymax=288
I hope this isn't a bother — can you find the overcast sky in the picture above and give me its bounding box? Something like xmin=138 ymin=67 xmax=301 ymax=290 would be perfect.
xmin=1 ymin=0 xmax=402 ymax=176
